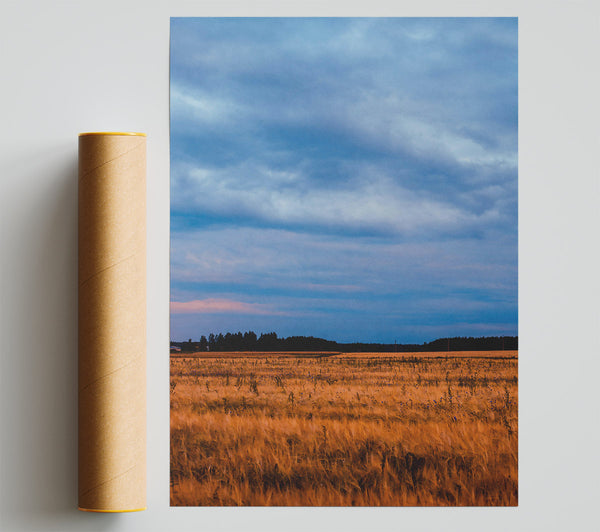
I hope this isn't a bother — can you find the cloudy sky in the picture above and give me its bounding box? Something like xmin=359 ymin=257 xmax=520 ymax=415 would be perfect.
xmin=170 ymin=17 xmax=518 ymax=344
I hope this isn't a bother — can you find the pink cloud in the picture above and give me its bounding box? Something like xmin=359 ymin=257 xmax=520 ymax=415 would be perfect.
xmin=170 ymin=298 xmax=280 ymax=315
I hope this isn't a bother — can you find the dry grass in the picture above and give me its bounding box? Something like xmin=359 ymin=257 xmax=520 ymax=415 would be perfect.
xmin=170 ymin=351 xmax=517 ymax=506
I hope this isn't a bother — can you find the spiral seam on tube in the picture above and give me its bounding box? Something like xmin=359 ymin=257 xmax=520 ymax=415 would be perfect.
xmin=79 ymin=356 xmax=139 ymax=393
xmin=78 ymin=464 xmax=138 ymax=498
xmin=78 ymin=252 xmax=138 ymax=289
xmin=79 ymin=140 xmax=145 ymax=182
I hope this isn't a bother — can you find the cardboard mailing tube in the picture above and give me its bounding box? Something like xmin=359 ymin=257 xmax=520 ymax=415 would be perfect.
xmin=78 ymin=132 xmax=146 ymax=512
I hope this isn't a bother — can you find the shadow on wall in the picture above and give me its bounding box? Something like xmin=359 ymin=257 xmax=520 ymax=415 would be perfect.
xmin=0 ymin=144 xmax=118 ymax=530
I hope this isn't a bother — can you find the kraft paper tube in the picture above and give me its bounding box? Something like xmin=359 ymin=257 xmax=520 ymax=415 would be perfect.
xmin=78 ymin=132 xmax=146 ymax=512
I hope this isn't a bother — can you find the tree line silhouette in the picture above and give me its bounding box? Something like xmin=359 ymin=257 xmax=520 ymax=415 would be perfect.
xmin=171 ymin=332 xmax=518 ymax=353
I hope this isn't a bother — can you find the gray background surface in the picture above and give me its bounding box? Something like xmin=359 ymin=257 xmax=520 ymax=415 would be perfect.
xmin=1 ymin=1 xmax=598 ymax=531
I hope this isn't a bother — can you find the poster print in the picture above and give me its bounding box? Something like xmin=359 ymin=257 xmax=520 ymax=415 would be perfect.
xmin=170 ymin=18 xmax=518 ymax=506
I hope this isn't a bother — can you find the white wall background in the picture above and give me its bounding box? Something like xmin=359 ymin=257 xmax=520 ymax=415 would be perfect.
xmin=1 ymin=1 xmax=598 ymax=531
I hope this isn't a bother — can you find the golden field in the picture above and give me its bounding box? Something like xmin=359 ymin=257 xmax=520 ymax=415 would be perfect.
xmin=170 ymin=351 xmax=517 ymax=506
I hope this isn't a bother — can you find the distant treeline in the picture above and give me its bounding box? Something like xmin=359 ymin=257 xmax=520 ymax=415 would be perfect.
xmin=171 ymin=332 xmax=518 ymax=353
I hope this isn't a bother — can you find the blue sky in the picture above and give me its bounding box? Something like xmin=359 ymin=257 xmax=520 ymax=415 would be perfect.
xmin=170 ymin=17 xmax=518 ymax=344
